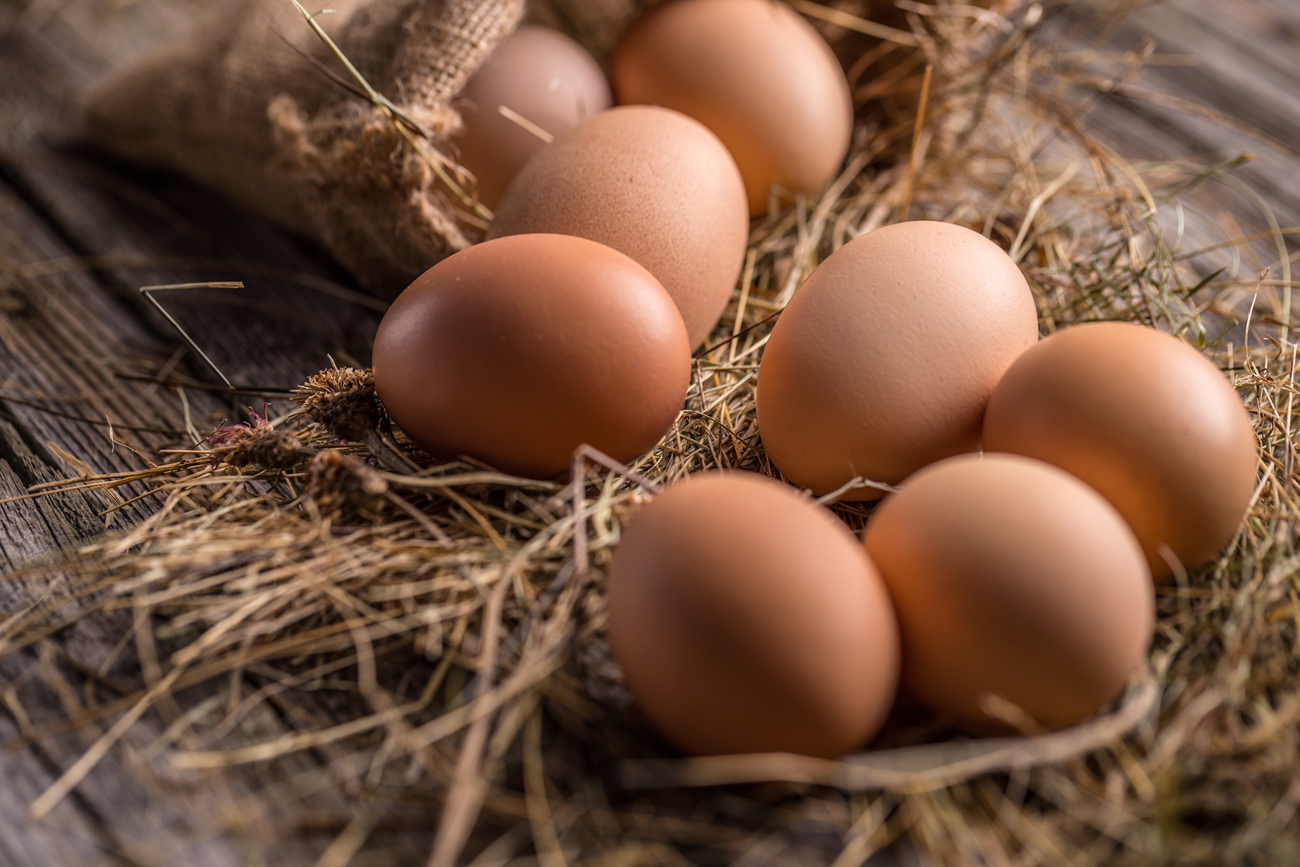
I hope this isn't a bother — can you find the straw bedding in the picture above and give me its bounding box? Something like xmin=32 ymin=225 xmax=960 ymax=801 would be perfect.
xmin=5 ymin=1 xmax=1299 ymax=864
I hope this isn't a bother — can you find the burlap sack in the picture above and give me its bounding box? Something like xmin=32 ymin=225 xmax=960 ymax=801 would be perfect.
xmin=84 ymin=0 xmax=639 ymax=297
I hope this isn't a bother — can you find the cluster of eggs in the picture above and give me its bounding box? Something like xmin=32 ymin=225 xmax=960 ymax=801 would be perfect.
xmin=371 ymin=0 xmax=1261 ymax=757
xmin=375 ymin=0 xmax=853 ymax=478
xmin=608 ymin=220 xmax=1258 ymax=757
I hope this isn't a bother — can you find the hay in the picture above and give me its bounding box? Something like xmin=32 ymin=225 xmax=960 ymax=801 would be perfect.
xmin=4 ymin=1 xmax=1300 ymax=864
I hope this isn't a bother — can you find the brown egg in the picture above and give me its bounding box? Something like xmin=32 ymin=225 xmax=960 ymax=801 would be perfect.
xmin=864 ymin=453 xmax=1154 ymax=732
xmin=612 ymin=0 xmax=853 ymax=216
xmin=372 ymin=234 xmax=690 ymax=479
xmin=757 ymin=221 xmax=1039 ymax=500
xmin=454 ymin=26 xmax=611 ymax=211
xmin=607 ymin=471 xmax=899 ymax=758
xmin=983 ymin=321 xmax=1259 ymax=577
xmin=487 ymin=105 xmax=748 ymax=348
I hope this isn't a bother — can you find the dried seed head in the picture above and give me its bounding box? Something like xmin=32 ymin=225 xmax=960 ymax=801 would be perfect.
xmin=293 ymin=367 xmax=384 ymax=443
xmin=205 ymin=408 xmax=313 ymax=470
xmin=306 ymin=449 xmax=388 ymax=522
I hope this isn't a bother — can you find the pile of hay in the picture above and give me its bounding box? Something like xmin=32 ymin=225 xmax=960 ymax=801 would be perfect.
xmin=4 ymin=1 xmax=1298 ymax=864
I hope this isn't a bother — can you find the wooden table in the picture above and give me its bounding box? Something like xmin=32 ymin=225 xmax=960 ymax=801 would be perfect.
xmin=1 ymin=0 xmax=1297 ymax=863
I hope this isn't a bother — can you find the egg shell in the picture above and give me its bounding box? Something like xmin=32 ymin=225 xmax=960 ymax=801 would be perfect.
xmin=611 ymin=0 xmax=853 ymax=216
xmin=453 ymin=26 xmax=611 ymax=210
xmin=756 ymin=220 xmax=1039 ymax=500
xmin=486 ymin=105 xmax=748 ymax=349
xmin=863 ymin=453 xmax=1154 ymax=732
xmin=983 ymin=321 xmax=1259 ymax=577
xmin=607 ymin=471 xmax=900 ymax=758
xmin=372 ymin=234 xmax=690 ymax=480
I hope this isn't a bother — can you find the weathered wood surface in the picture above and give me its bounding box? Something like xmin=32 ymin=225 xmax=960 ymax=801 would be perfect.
xmin=0 ymin=0 xmax=1297 ymax=864
xmin=0 ymin=178 xmax=381 ymax=866
xmin=0 ymin=1 xmax=396 ymax=864
xmin=1084 ymin=0 xmax=1300 ymax=230
xmin=1070 ymin=0 xmax=1300 ymax=313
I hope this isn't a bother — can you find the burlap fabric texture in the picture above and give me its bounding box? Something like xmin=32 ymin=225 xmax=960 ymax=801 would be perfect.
xmin=85 ymin=0 xmax=539 ymax=297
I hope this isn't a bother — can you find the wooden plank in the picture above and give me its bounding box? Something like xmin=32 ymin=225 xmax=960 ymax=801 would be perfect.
xmin=0 ymin=429 xmax=184 ymax=867
xmin=2 ymin=0 xmax=385 ymax=396
xmin=0 ymin=456 xmax=126 ymax=867
xmin=0 ymin=5 xmax=406 ymax=864
xmin=0 ymin=168 xmax=400 ymax=866
xmin=0 ymin=417 xmax=361 ymax=867
xmin=1080 ymin=0 xmax=1300 ymax=245
xmin=6 ymin=147 xmax=388 ymax=392
xmin=0 ymin=177 xmax=204 ymax=529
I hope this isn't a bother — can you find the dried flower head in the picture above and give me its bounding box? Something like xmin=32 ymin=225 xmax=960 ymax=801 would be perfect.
xmin=205 ymin=407 xmax=313 ymax=470
xmin=305 ymin=449 xmax=389 ymax=522
xmin=293 ymin=367 xmax=384 ymax=443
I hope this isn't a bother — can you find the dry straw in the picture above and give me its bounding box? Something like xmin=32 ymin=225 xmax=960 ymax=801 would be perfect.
xmin=4 ymin=1 xmax=1300 ymax=864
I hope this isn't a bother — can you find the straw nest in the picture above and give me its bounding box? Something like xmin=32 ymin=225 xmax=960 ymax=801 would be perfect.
xmin=5 ymin=1 xmax=1299 ymax=864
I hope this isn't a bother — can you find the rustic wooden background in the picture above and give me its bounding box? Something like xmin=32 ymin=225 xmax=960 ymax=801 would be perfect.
xmin=1 ymin=0 xmax=1297 ymax=864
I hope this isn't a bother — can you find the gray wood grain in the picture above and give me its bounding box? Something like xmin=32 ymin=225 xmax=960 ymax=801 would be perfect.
xmin=0 ymin=455 xmax=124 ymax=867
xmin=0 ymin=421 xmax=348 ymax=867
xmin=0 ymin=430 xmax=163 ymax=867
xmin=2 ymin=0 xmax=384 ymax=395
xmin=0 ymin=5 xmax=381 ymax=860
xmin=1077 ymin=0 xmax=1300 ymax=280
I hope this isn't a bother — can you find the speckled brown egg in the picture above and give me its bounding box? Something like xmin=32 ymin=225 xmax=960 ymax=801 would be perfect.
xmin=372 ymin=234 xmax=690 ymax=480
xmin=611 ymin=0 xmax=853 ymax=216
xmin=486 ymin=105 xmax=748 ymax=348
xmin=453 ymin=25 xmax=611 ymax=210
xmin=607 ymin=471 xmax=900 ymax=758
xmin=757 ymin=220 xmax=1039 ymax=500
xmin=864 ymin=453 xmax=1154 ymax=732
xmin=983 ymin=321 xmax=1259 ymax=577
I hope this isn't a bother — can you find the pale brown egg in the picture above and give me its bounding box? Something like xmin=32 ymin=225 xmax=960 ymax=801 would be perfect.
xmin=454 ymin=25 xmax=611 ymax=211
xmin=372 ymin=234 xmax=690 ymax=480
xmin=983 ymin=321 xmax=1259 ymax=577
xmin=757 ymin=220 xmax=1039 ymax=500
xmin=487 ymin=105 xmax=749 ymax=349
xmin=612 ymin=0 xmax=853 ymax=216
xmin=864 ymin=453 xmax=1154 ymax=732
xmin=607 ymin=471 xmax=900 ymax=758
